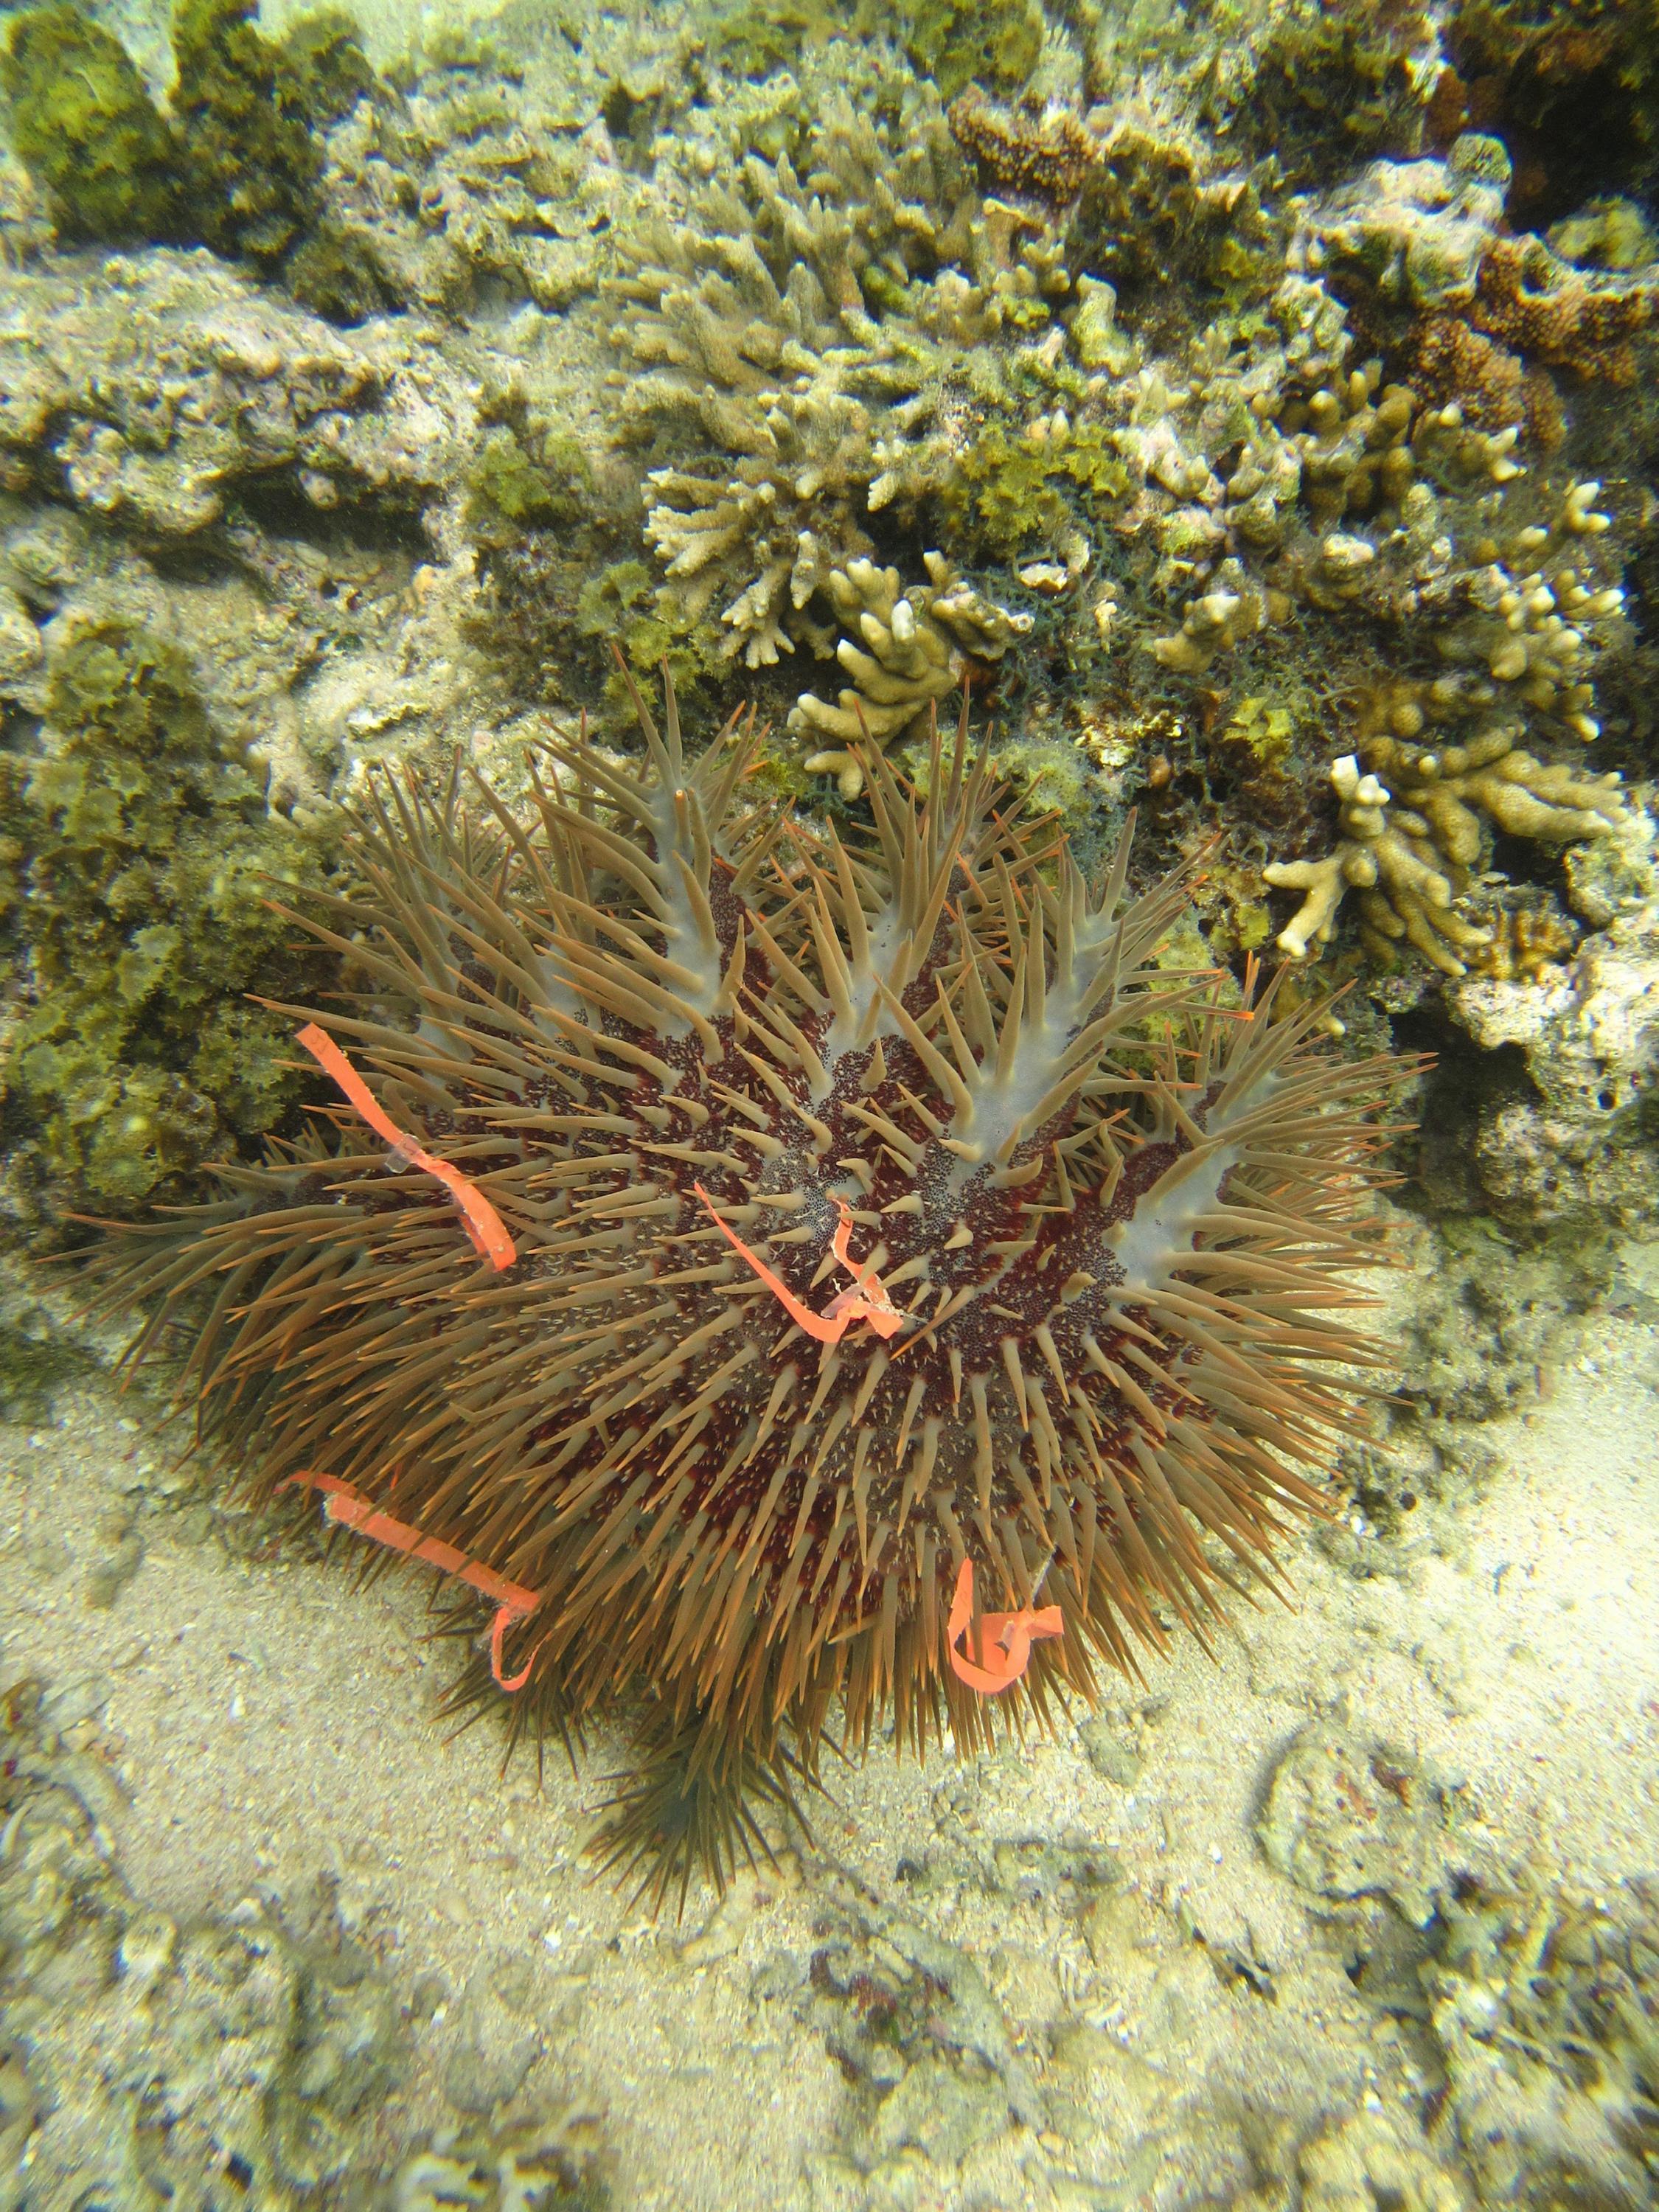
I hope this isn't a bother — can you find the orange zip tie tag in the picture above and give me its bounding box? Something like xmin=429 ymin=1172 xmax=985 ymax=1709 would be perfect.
xmin=694 ymin=1182 xmax=905 ymax=1343
xmin=297 ymin=1022 xmax=516 ymax=1272
xmin=280 ymin=1472 xmax=542 ymax=1690
xmin=946 ymin=1558 xmax=1064 ymax=1696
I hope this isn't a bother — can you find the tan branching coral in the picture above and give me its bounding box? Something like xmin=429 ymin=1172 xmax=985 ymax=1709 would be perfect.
xmin=1134 ymin=280 xmax=1627 ymax=754
xmin=787 ymin=552 xmax=1032 ymax=796
xmin=1266 ymin=733 xmax=1623 ymax=974
xmin=607 ymin=79 xmax=1071 ymax=667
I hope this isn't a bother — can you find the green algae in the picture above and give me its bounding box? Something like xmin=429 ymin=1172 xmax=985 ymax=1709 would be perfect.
xmin=0 ymin=3 xmax=182 ymax=243
xmin=1 ymin=0 xmax=380 ymax=312
xmin=890 ymin=0 xmax=1044 ymax=102
xmin=941 ymin=417 xmax=1130 ymax=561
xmin=170 ymin=0 xmax=328 ymax=265
xmin=0 ymin=622 xmax=338 ymax=1211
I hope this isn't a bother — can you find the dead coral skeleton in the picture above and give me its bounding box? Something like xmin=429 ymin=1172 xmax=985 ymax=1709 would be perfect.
xmin=787 ymin=552 xmax=1032 ymax=797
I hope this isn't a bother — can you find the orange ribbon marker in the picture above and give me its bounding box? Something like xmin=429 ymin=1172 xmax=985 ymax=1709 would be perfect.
xmin=297 ymin=1021 xmax=516 ymax=1272
xmin=693 ymin=1182 xmax=906 ymax=1343
xmin=946 ymin=1558 xmax=1064 ymax=1696
xmin=279 ymin=1472 xmax=543 ymax=1690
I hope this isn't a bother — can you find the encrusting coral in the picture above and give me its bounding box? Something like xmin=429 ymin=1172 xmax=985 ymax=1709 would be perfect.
xmin=787 ymin=552 xmax=1032 ymax=797
xmin=101 ymin=677 xmax=1407 ymax=1908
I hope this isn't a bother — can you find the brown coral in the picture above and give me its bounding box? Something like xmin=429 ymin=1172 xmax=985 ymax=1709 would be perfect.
xmin=946 ymin=86 xmax=1100 ymax=210
xmin=1472 ymin=233 xmax=1658 ymax=382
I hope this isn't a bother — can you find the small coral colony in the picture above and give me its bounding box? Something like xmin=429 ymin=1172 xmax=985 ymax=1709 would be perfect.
xmin=1 ymin=0 xmax=1651 ymax=1890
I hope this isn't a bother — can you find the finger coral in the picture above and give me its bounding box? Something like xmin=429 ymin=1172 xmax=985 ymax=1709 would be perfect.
xmin=1265 ymin=731 xmax=1624 ymax=973
xmin=605 ymin=74 xmax=1071 ymax=669
xmin=103 ymin=677 xmax=1405 ymax=1909
xmin=787 ymin=552 xmax=1032 ymax=796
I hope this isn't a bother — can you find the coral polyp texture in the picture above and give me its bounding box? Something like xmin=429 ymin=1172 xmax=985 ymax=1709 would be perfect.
xmin=105 ymin=681 xmax=1405 ymax=1905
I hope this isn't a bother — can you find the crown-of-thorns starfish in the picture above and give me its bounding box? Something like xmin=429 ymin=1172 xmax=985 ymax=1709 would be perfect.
xmin=100 ymin=672 xmax=1407 ymax=1910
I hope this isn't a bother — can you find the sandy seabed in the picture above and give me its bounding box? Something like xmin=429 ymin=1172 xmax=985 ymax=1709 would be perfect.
xmin=1 ymin=1225 xmax=1656 ymax=2209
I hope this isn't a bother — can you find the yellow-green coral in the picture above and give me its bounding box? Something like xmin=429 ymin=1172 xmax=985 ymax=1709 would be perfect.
xmin=1 ymin=0 xmax=382 ymax=307
xmin=0 ymin=621 xmax=338 ymax=1208
xmin=942 ymin=409 xmax=1130 ymax=561
xmin=787 ymin=552 xmax=1032 ymax=796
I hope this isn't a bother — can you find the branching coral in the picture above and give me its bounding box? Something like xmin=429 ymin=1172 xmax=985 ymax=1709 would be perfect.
xmin=102 ymin=680 xmax=1405 ymax=1907
xmin=606 ymin=79 xmax=1071 ymax=667
xmin=787 ymin=553 xmax=1032 ymax=796
xmin=1265 ymin=731 xmax=1623 ymax=973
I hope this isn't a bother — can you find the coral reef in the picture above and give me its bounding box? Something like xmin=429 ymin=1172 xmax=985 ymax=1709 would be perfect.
xmin=786 ymin=552 xmax=1032 ymax=796
xmin=0 ymin=619 xmax=337 ymax=1208
xmin=102 ymin=683 xmax=1405 ymax=1903
xmin=891 ymin=0 xmax=1045 ymax=105
xmin=317 ymin=33 xmax=634 ymax=317
xmin=1265 ymin=732 xmax=1624 ymax=974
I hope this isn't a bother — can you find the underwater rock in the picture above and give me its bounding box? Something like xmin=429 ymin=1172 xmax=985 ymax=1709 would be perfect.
xmin=0 ymin=250 xmax=470 ymax=539
xmin=1257 ymin=1724 xmax=1466 ymax=1928
xmin=1445 ymin=805 xmax=1659 ymax=1226
xmin=0 ymin=1672 xmax=407 ymax=2201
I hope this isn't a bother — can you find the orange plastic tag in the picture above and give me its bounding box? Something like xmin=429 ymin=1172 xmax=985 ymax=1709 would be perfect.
xmin=946 ymin=1558 xmax=1064 ymax=1696
xmin=694 ymin=1182 xmax=904 ymax=1343
xmin=297 ymin=1023 xmax=516 ymax=1272
xmin=280 ymin=1471 xmax=541 ymax=1689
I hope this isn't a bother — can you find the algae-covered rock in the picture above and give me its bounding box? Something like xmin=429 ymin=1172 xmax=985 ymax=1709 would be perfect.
xmin=0 ymin=619 xmax=338 ymax=1208
xmin=0 ymin=2 xmax=182 ymax=243
xmin=891 ymin=0 xmax=1045 ymax=102
xmin=1 ymin=0 xmax=383 ymax=309
xmin=170 ymin=0 xmax=327 ymax=266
